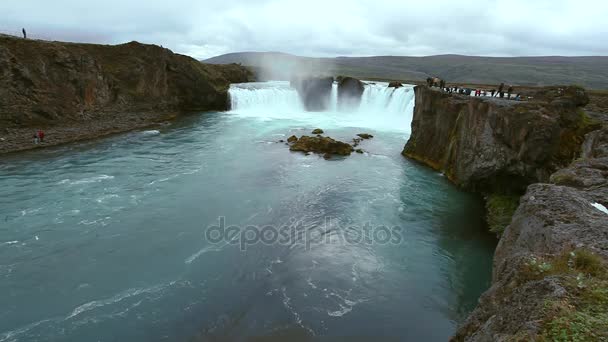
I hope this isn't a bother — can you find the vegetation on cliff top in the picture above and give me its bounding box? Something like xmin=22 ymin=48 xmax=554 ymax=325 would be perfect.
xmin=522 ymin=250 xmax=608 ymax=341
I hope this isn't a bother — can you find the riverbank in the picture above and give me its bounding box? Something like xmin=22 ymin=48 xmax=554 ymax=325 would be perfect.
xmin=0 ymin=111 xmax=178 ymax=155
xmin=402 ymin=85 xmax=608 ymax=340
xmin=0 ymin=35 xmax=253 ymax=155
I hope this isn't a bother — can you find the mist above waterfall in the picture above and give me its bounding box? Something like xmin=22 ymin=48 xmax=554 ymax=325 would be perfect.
xmin=251 ymin=53 xmax=335 ymax=81
xmin=228 ymin=81 xmax=415 ymax=133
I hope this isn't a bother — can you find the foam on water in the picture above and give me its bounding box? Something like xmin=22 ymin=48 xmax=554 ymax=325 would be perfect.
xmin=228 ymin=81 xmax=415 ymax=133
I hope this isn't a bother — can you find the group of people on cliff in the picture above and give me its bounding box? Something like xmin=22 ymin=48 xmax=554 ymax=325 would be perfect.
xmin=427 ymin=77 xmax=521 ymax=100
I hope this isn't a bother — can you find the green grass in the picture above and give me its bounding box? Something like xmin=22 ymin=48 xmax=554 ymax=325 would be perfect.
xmin=485 ymin=194 xmax=520 ymax=235
xmin=521 ymin=250 xmax=608 ymax=341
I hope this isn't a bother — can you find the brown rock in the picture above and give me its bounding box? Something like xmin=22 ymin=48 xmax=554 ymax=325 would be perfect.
xmin=289 ymin=135 xmax=353 ymax=156
xmin=0 ymin=35 xmax=254 ymax=129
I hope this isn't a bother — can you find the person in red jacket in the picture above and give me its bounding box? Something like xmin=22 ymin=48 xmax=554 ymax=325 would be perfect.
xmin=37 ymin=130 xmax=45 ymax=142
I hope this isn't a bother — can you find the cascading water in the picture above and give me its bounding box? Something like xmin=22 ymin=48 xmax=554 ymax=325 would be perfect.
xmin=228 ymin=81 xmax=415 ymax=133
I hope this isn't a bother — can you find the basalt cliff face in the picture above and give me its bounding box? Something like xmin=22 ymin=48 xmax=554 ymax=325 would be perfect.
xmin=0 ymin=35 xmax=252 ymax=128
xmin=0 ymin=35 xmax=253 ymax=153
xmin=403 ymin=86 xmax=608 ymax=340
xmin=403 ymin=86 xmax=596 ymax=194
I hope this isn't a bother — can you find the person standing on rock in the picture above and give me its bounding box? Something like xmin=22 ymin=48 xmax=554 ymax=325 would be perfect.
xmin=497 ymin=83 xmax=505 ymax=98
xmin=507 ymin=86 xmax=514 ymax=99
xmin=32 ymin=132 xmax=39 ymax=144
xmin=37 ymin=129 xmax=45 ymax=143
xmin=22 ymin=28 xmax=26 ymax=39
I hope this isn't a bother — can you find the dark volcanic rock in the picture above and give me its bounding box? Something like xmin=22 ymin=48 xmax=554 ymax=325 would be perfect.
xmin=337 ymin=76 xmax=365 ymax=110
xmin=455 ymin=160 xmax=608 ymax=340
xmin=452 ymin=128 xmax=608 ymax=340
xmin=357 ymin=133 xmax=373 ymax=139
xmin=0 ymin=35 xmax=253 ymax=129
xmin=402 ymin=86 xmax=608 ymax=340
xmin=290 ymin=77 xmax=333 ymax=111
xmin=403 ymin=86 xmax=597 ymax=194
xmin=287 ymin=135 xmax=298 ymax=143
xmin=289 ymin=135 xmax=353 ymax=156
xmin=311 ymin=128 xmax=324 ymax=134
xmin=388 ymin=81 xmax=403 ymax=88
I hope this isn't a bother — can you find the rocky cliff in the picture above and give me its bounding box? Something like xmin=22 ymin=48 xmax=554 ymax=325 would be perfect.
xmin=402 ymin=86 xmax=608 ymax=340
xmin=454 ymin=127 xmax=608 ymax=341
xmin=403 ymin=86 xmax=598 ymax=194
xmin=0 ymin=35 xmax=253 ymax=152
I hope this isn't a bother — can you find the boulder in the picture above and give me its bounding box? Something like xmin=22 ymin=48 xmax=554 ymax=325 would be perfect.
xmin=311 ymin=128 xmax=324 ymax=134
xmin=290 ymin=76 xmax=334 ymax=111
xmin=357 ymin=133 xmax=373 ymax=139
xmin=287 ymin=135 xmax=298 ymax=143
xmin=289 ymin=135 xmax=353 ymax=156
xmin=388 ymin=81 xmax=403 ymax=88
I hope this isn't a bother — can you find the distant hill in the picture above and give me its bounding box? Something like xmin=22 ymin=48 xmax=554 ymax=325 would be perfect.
xmin=204 ymin=52 xmax=608 ymax=89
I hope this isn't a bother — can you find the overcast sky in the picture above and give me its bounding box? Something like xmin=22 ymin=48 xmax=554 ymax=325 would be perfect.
xmin=2 ymin=0 xmax=607 ymax=59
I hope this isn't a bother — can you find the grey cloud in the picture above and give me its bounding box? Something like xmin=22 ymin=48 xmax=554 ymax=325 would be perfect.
xmin=1 ymin=0 xmax=606 ymax=59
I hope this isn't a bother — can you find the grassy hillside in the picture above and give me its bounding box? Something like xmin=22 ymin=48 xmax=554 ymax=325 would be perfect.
xmin=205 ymin=52 xmax=608 ymax=89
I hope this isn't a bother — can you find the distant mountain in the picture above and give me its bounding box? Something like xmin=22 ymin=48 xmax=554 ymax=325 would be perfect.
xmin=204 ymin=52 xmax=608 ymax=89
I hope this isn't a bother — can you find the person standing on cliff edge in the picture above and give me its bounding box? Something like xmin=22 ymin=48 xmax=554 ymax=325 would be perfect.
xmin=497 ymin=83 xmax=505 ymax=98
xmin=22 ymin=28 xmax=26 ymax=39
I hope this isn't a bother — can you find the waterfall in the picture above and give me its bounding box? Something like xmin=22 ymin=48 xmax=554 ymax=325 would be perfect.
xmin=329 ymin=82 xmax=338 ymax=112
xmin=228 ymin=81 xmax=415 ymax=132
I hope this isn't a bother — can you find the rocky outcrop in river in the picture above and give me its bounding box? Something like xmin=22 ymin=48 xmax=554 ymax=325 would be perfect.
xmin=337 ymin=76 xmax=364 ymax=110
xmin=289 ymin=135 xmax=353 ymax=157
xmin=403 ymin=85 xmax=608 ymax=340
xmin=290 ymin=76 xmax=334 ymax=111
xmin=0 ymin=34 xmax=253 ymax=153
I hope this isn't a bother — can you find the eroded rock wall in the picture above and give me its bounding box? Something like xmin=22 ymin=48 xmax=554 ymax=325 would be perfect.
xmin=402 ymin=85 xmax=608 ymax=340
xmin=0 ymin=35 xmax=253 ymax=128
xmin=403 ymin=86 xmax=597 ymax=194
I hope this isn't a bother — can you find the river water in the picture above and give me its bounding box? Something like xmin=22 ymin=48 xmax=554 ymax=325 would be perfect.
xmin=0 ymin=82 xmax=495 ymax=341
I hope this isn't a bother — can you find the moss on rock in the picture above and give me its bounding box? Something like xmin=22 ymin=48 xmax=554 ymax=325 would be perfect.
xmin=530 ymin=250 xmax=608 ymax=341
xmin=486 ymin=194 xmax=520 ymax=235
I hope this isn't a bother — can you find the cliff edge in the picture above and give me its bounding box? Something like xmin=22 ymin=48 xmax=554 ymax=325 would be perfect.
xmin=403 ymin=86 xmax=597 ymax=194
xmin=0 ymin=35 xmax=253 ymax=153
xmin=454 ymin=127 xmax=608 ymax=341
xmin=402 ymin=86 xmax=608 ymax=340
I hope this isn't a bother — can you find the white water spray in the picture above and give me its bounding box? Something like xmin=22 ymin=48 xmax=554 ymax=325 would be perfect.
xmin=228 ymin=81 xmax=415 ymax=133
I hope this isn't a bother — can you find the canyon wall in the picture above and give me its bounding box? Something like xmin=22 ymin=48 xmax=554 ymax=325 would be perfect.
xmin=403 ymin=86 xmax=596 ymax=194
xmin=403 ymin=86 xmax=608 ymax=340
xmin=0 ymin=35 xmax=253 ymax=128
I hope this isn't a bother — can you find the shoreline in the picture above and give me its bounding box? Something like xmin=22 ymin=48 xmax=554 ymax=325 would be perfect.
xmin=0 ymin=111 xmax=181 ymax=156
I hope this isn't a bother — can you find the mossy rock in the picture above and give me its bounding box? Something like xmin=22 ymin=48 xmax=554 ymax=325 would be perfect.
xmin=312 ymin=128 xmax=324 ymax=135
xmin=486 ymin=194 xmax=520 ymax=235
xmin=530 ymin=250 xmax=608 ymax=341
